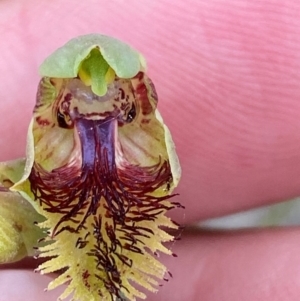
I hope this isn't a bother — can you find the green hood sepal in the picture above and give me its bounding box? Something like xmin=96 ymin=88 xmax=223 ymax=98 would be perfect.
xmin=39 ymin=34 xmax=146 ymax=96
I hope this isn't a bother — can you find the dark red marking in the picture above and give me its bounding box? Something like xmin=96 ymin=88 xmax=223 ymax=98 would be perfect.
xmin=135 ymin=81 xmax=153 ymax=115
xmin=82 ymin=270 xmax=91 ymax=288
xmin=36 ymin=116 xmax=50 ymax=126
xmin=132 ymin=73 xmax=155 ymax=116
xmin=141 ymin=118 xmax=150 ymax=124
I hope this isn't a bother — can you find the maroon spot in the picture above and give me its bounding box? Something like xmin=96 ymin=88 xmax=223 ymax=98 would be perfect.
xmin=146 ymin=77 xmax=158 ymax=103
xmin=120 ymin=102 xmax=129 ymax=111
xmin=134 ymin=71 xmax=144 ymax=81
xmin=135 ymin=82 xmax=153 ymax=115
xmin=82 ymin=270 xmax=91 ymax=288
xmin=36 ymin=116 xmax=50 ymax=126
xmin=64 ymin=93 xmax=72 ymax=102
xmin=141 ymin=118 xmax=150 ymax=124
xmin=119 ymin=88 xmax=125 ymax=99
xmin=82 ymin=270 xmax=90 ymax=280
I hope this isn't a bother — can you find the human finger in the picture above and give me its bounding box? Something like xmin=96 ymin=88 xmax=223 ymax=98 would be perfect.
xmin=1 ymin=1 xmax=300 ymax=224
xmin=2 ymin=228 xmax=300 ymax=301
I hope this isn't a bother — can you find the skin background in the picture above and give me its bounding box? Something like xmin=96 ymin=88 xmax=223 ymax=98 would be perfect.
xmin=1 ymin=0 xmax=300 ymax=300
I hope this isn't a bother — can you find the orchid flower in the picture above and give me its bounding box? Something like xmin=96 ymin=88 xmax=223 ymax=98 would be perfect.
xmin=1 ymin=34 xmax=182 ymax=301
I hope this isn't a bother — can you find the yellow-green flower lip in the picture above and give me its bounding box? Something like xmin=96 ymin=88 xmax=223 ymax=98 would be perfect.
xmin=39 ymin=34 xmax=146 ymax=79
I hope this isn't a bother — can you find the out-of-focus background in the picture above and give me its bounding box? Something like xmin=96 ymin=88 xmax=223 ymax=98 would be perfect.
xmin=200 ymin=197 xmax=300 ymax=229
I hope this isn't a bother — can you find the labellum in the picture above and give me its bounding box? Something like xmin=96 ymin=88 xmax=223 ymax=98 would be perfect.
xmin=5 ymin=34 xmax=182 ymax=300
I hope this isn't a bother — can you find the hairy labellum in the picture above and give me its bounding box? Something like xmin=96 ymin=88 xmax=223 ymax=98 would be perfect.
xmin=9 ymin=34 xmax=182 ymax=301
